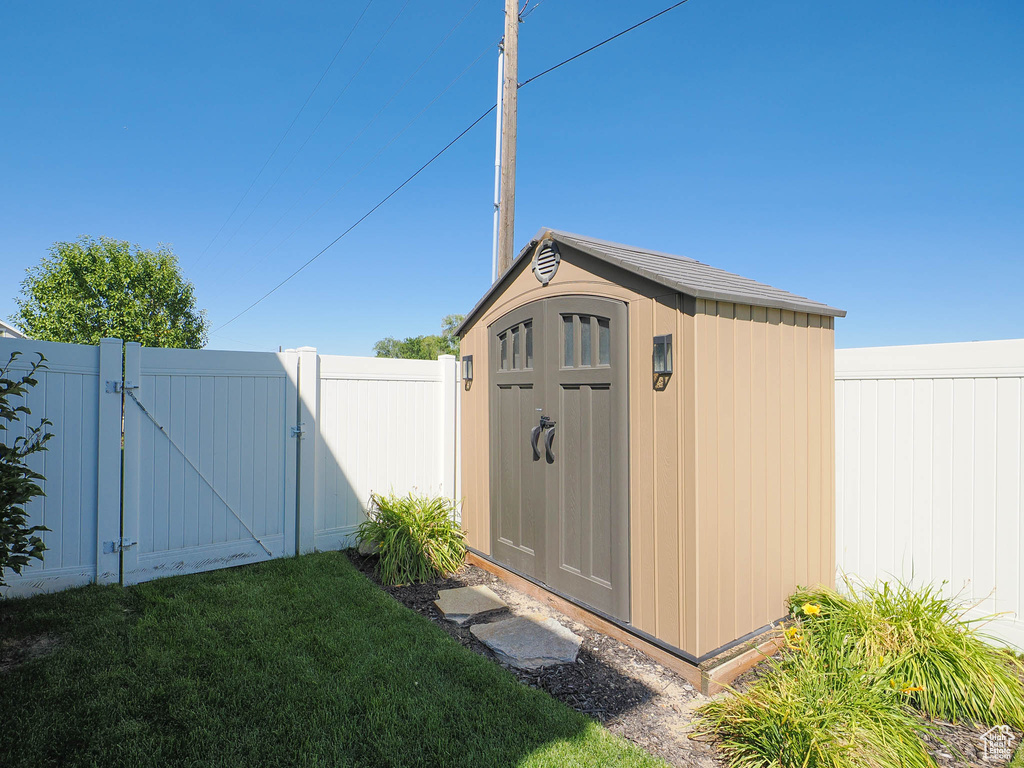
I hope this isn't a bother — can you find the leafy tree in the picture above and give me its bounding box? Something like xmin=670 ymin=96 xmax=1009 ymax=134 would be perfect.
xmin=12 ymin=236 xmax=208 ymax=348
xmin=374 ymin=314 xmax=464 ymax=360
xmin=1 ymin=352 xmax=51 ymax=588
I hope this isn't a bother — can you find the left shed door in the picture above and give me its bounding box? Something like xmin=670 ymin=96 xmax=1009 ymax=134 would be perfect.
xmin=121 ymin=344 xmax=297 ymax=585
xmin=489 ymin=303 xmax=547 ymax=581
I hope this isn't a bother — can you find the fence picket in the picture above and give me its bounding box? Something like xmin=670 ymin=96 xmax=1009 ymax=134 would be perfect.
xmin=836 ymin=339 xmax=1024 ymax=649
xmin=95 ymin=338 xmax=123 ymax=584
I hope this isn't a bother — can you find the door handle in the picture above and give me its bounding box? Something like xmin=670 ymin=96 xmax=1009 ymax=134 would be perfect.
xmin=544 ymin=423 xmax=556 ymax=463
xmin=530 ymin=425 xmax=543 ymax=461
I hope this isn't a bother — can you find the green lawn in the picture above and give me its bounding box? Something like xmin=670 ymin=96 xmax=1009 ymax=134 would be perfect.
xmin=0 ymin=552 xmax=663 ymax=768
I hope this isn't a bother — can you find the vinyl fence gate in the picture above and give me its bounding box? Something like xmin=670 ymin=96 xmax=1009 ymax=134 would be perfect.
xmin=1 ymin=337 xmax=458 ymax=596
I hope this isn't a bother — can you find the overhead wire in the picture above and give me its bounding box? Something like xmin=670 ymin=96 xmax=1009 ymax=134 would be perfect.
xmin=212 ymin=104 xmax=497 ymax=333
xmin=202 ymin=0 xmax=414 ymax=268
xmin=229 ymin=39 xmax=496 ymax=283
xmin=518 ymin=0 xmax=550 ymax=21
xmin=519 ymin=0 xmax=691 ymax=88
xmin=212 ymin=0 xmax=694 ymax=332
xmin=192 ymin=0 xmax=375 ymax=264
xmin=212 ymin=0 xmax=487 ymax=282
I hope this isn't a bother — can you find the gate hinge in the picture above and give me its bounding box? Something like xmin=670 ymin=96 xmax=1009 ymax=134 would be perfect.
xmin=105 ymin=380 xmax=139 ymax=393
xmin=291 ymin=422 xmax=305 ymax=438
xmin=104 ymin=538 xmax=137 ymax=554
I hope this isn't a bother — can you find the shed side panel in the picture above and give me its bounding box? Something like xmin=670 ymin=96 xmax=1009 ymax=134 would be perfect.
xmin=693 ymin=301 xmax=836 ymax=656
xmin=460 ymin=319 xmax=491 ymax=552
xmin=680 ymin=296 xmax=700 ymax=655
xmin=629 ymin=291 xmax=658 ymax=633
xmin=652 ymin=294 xmax=682 ymax=645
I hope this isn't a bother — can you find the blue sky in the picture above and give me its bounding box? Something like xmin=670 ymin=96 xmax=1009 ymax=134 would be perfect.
xmin=2 ymin=0 xmax=1021 ymax=353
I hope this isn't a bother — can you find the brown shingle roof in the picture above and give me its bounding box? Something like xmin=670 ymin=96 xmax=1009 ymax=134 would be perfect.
xmin=457 ymin=228 xmax=845 ymax=336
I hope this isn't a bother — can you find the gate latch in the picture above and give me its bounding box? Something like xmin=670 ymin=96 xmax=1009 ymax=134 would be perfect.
xmin=104 ymin=538 xmax=138 ymax=554
xmin=105 ymin=381 xmax=139 ymax=393
xmin=291 ymin=422 xmax=305 ymax=438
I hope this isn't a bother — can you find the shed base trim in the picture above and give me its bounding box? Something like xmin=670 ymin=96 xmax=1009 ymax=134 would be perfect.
xmin=466 ymin=550 xmax=785 ymax=695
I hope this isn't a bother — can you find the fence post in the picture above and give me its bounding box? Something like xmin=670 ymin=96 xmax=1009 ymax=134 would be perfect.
xmin=119 ymin=342 xmax=142 ymax=584
xmin=296 ymin=347 xmax=318 ymax=554
xmin=282 ymin=349 xmax=299 ymax=556
xmin=95 ymin=338 xmax=123 ymax=585
xmin=439 ymin=355 xmax=457 ymax=503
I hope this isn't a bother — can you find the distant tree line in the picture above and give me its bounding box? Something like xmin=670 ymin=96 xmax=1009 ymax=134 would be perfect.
xmin=374 ymin=314 xmax=463 ymax=360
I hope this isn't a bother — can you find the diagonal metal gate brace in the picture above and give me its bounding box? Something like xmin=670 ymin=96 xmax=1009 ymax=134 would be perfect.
xmin=123 ymin=387 xmax=274 ymax=557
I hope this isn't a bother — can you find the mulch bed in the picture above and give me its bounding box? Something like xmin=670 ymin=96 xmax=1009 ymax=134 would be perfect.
xmin=925 ymin=720 xmax=1021 ymax=767
xmin=347 ymin=550 xmax=1023 ymax=768
xmin=346 ymin=549 xmax=721 ymax=768
xmin=729 ymin=657 xmax=1023 ymax=768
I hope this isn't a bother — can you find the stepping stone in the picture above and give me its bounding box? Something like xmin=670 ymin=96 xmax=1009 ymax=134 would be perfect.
xmin=434 ymin=585 xmax=507 ymax=625
xmin=470 ymin=613 xmax=582 ymax=670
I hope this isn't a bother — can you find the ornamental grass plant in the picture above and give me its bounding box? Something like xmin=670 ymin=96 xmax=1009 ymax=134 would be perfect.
xmin=791 ymin=580 xmax=1024 ymax=729
xmin=700 ymin=578 xmax=1024 ymax=768
xmin=697 ymin=634 xmax=935 ymax=768
xmin=356 ymin=491 xmax=466 ymax=585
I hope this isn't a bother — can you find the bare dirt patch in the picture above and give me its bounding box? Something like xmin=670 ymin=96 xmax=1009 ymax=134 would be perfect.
xmin=0 ymin=632 xmax=59 ymax=674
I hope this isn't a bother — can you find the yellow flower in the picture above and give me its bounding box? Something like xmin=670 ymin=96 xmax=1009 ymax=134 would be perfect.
xmin=802 ymin=602 xmax=822 ymax=616
xmin=900 ymin=685 xmax=925 ymax=693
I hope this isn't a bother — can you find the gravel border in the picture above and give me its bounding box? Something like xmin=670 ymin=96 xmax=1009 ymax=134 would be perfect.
xmin=347 ymin=550 xmax=722 ymax=767
xmin=347 ymin=550 xmax=1022 ymax=768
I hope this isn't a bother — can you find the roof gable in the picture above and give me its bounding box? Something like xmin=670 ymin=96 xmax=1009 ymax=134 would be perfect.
xmin=457 ymin=228 xmax=846 ymax=336
xmin=0 ymin=319 xmax=25 ymax=339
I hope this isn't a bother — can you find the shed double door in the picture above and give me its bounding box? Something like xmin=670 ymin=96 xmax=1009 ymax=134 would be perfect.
xmin=489 ymin=296 xmax=629 ymax=621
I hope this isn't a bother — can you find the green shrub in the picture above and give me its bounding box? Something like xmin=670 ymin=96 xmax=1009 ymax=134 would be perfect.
xmin=1012 ymin=740 xmax=1024 ymax=768
xmin=356 ymin=492 xmax=465 ymax=586
xmin=791 ymin=580 xmax=1024 ymax=729
xmin=698 ymin=636 xmax=935 ymax=768
xmin=1 ymin=352 xmax=52 ymax=588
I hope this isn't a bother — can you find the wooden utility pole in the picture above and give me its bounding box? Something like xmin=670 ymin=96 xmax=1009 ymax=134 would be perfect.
xmin=496 ymin=0 xmax=519 ymax=277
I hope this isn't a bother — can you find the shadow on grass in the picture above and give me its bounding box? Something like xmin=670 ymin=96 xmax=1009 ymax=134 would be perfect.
xmin=350 ymin=552 xmax=660 ymax=726
xmin=0 ymin=552 xmax=664 ymax=768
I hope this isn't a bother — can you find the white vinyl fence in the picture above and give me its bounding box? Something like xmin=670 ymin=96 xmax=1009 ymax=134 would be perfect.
xmin=7 ymin=333 xmax=1024 ymax=651
xmin=0 ymin=339 xmax=120 ymax=593
xmin=836 ymin=340 xmax=1024 ymax=649
xmin=0 ymin=337 xmax=459 ymax=597
xmin=121 ymin=344 xmax=298 ymax=585
xmin=312 ymin=352 xmax=457 ymax=553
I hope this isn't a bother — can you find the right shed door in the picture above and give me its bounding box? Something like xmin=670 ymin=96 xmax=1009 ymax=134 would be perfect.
xmin=489 ymin=296 xmax=630 ymax=622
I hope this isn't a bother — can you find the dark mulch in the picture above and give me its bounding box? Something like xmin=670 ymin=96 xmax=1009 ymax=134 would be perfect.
xmin=925 ymin=720 xmax=1022 ymax=768
xmin=350 ymin=550 xmax=1024 ymax=768
xmin=347 ymin=549 xmax=721 ymax=768
xmin=727 ymin=649 xmax=1023 ymax=768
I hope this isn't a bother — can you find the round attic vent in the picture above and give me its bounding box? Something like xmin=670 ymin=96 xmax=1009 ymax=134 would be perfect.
xmin=533 ymin=239 xmax=560 ymax=285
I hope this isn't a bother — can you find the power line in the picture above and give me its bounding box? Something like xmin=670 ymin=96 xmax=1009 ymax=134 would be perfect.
xmin=212 ymin=0 xmax=487 ymax=283
xmin=213 ymin=0 xmax=693 ymax=332
xmin=518 ymin=0 xmax=551 ymax=21
xmin=212 ymin=105 xmax=497 ymax=333
xmin=193 ymin=1 xmax=375 ymax=264
xmin=203 ymin=0 xmax=413 ymax=267
xmin=519 ymin=0 xmax=692 ymax=88
xmin=228 ymin=40 xmax=496 ymax=284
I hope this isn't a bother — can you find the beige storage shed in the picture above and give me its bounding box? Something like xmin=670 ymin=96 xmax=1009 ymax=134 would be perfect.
xmin=456 ymin=228 xmax=845 ymax=666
